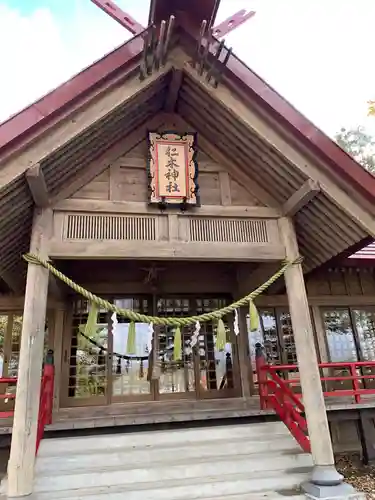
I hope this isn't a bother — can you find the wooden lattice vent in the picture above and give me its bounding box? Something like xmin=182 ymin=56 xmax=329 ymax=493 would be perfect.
xmin=65 ymin=214 xmax=157 ymax=241
xmin=189 ymin=217 xmax=269 ymax=243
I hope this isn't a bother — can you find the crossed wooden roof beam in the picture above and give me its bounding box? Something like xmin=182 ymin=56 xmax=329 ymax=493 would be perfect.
xmin=90 ymin=0 xmax=255 ymax=38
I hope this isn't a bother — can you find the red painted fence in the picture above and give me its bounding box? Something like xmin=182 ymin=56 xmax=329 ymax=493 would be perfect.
xmin=0 ymin=349 xmax=54 ymax=455
xmin=255 ymin=345 xmax=375 ymax=453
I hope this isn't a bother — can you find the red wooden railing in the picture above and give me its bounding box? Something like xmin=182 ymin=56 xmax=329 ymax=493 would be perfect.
xmin=36 ymin=350 xmax=55 ymax=453
xmin=255 ymin=344 xmax=375 ymax=453
xmin=0 ymin=349 xmax=54 ymax=455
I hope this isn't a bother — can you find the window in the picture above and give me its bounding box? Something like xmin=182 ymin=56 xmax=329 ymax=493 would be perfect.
xmin=322 ymin=307 xmax=375 ymax=363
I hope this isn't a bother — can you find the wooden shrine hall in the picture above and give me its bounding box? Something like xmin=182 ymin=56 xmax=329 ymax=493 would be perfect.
xmin=1 ymin=1 xmax=375 ymax=499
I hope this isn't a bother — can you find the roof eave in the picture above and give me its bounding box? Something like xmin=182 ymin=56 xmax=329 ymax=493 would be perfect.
xmin=0 ymin=34 xmax=144 ymax=161
xmin=222 ymin=54 xmax=375 ymax=205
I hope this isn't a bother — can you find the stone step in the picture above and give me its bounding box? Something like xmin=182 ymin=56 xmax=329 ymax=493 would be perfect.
xmin=35 ymin=451 xmax=312 ymax=490
xmin=39 ymin=421 xmax=288 ymax=456
xmin=34 ymin=451 xmax=313 ymax=492
xmin=31 ymin=469 xmax=311 ymax=500
xmin=191 ymin=493 xmax=306 ymax=500
xmin=36 ymin=434 xmax=300 ymax=474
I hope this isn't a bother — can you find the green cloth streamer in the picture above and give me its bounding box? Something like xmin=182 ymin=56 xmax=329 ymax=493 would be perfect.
xmin=84 ymin=302 xmax=99 ymax=337
xmin=249 ymin=299 xmax=260 ymax=332
xmin=126 ymin=321 xmax=136 ymax=354
xmin=216 ymin=318 xmax=226 ymax=351
xmin=173 ymin=327 xmax=182 ymax=361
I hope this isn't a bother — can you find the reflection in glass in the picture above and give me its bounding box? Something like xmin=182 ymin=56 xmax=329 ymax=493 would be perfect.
xmin=111 ymin=322 xmax=151 ymax=397
xmin=196 ymin=298 xmax=232 ymax=393
xmin=158 ymin=325 xmax=195 ymax=394
xmin=352 ymin=309 xmax=375 ymax=390
xmin=247 ymin=309 xmax=299 ymax=384
xmin=247 ymin=309 xmax=279 ymax=364
xmin=0 ymin=315 xmax=7 ymax=378
xmin=112 ymin=298 xmax=151 ymax=398
xmin=279 ymin=311 xmax=297 ymax=365
xmin=323 ymin=308 xmax=358 ymax=391
xmin=70 ymin=299 xmax=109 ymax=399
xmin=74 ymin=322 xmax=108 ymax=398
xmin=157 ymin=298 xmax=194 ymax=395
xmin=323 ymin=309 xmax=357 ymax=362
xmin=9 ymin=315 xmax=24 ymax=378
xmin=353 ymin=309 xmax=375 ymax=361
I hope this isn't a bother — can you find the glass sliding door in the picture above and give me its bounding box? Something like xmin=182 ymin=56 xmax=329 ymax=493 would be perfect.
xmin=63 ymin=294 xmax=240 ymax=407
xmin=111 ymin=297 xmax=153 ymax=402
xmin=322 ymin=306 xmax=375 ymax=392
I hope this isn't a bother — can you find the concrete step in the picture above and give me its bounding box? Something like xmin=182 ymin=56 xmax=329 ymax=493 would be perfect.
xmin=2 ymin=421 xmax=313 ymax=499
xmin=31 ymin=469 xmax=311 ymax=500
xmin=36 ymin=433 xmax=301 ymax=474
xmin=34 ymin=451 xmax=312 ymax=491
xmin=39 ymin=421 xmax=289 ymax=456
xmin=188 ymin=493 xmax=306 ymax=500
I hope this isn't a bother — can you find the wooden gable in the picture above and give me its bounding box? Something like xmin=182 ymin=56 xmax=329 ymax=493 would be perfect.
xmin=66 ymin=114 xmax=266 ymax=208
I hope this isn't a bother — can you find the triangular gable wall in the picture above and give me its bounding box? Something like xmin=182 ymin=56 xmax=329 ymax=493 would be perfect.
xmin=67 ymin=114 xmax=266 ymax=207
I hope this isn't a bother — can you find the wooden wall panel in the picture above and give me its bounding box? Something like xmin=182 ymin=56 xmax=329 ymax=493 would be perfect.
xmin=306 ymin=269 xmax=375 ymax=297
xmin=116 ymin=167 xmax=147 ymax=202
xmin=230 ymin=177 xmax=262 ymax=206
xmin=199 ymin=172 xmax=221 ymax=205
xmin=70 ymin=170 xmax=110 ymax=200
xmin=68 ymin=114 xmax=266 ymax=207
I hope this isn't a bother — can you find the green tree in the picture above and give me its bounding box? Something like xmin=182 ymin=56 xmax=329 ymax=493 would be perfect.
xmin=335 ymin=126 xmax=375 ymax=173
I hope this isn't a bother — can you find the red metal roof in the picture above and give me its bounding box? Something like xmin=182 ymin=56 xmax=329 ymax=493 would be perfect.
xmin=350 ymin=242 xmax=375 ymax=260
xmin=1 ymin=0 xmax=375 ymax=207
xmin=0 ymin=35 xmax=143 ymax=158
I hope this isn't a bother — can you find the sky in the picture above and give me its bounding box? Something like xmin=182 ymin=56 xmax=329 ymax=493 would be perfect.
xmin=0 ymin=0 xmax=374 ymax=137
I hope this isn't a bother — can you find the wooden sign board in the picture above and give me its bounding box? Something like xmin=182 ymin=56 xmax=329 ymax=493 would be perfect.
xmin=148 ymin=132 xmax=199 ymax=207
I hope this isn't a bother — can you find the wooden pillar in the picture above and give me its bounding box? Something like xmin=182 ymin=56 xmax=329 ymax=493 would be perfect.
xmin=278 ymin=217 xmax=342 ymax=485
xmin=237 ymin=307 xmax=253 ymax=397
xmin=311 ymin=306 xmax=329 ymax=364
xmin=50 ymin=308 xmax=65 ymax=412
xmin=7 ymin=208 xmax=52 ymax=498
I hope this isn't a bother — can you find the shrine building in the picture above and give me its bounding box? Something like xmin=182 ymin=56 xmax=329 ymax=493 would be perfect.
xmin=0 ymin=1 xmax=375 ymax=499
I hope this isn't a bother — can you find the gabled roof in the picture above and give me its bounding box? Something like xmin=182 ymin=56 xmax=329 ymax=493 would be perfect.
xmin=0 ymin=34 xmax=143 ymax=161
xmin=1 ymin=2 xmax=375 ymax=293
xmin=1 ymin=5 xmax=375 ymax=203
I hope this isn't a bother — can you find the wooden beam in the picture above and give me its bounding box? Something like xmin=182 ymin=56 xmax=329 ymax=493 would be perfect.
xmin=282 ymin=179 xmax=320 ymax=216
xmin=0 ymin=65 xmax=172 ymax=189
xmin=164 ymin=69 xmax=183 ymax=112
xmin=50 ymin=114 xmax=169 ymax=204
xmin=54 ymin=199 xmax=282 ymax=219
xmin=236 ymin=262 xmax=280 ymax=297
xmin=219 ymin=171 xmax=232 ymax=206
xmin=0 ymin=295 xmax=64 ymax=311
xmin=89 ymin=0 xmax=144 ymax=35
xmin=7 ymin=208 xmax=52 ymax=498
xmin=49 ymin=240 xmax=286 ymax=261
xmin=26 ymin=163 xmax=50 ymax=207
xmin=184 ymin=63 xmax=375 ymax=239
xmin=237 ymin=307 xmax=253 ymax=397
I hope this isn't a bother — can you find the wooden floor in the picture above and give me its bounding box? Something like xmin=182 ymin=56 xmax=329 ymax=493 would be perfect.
xmin=50 ymin=397 xmax=274 ymax=431
xmin=0 ymin=395 xmax=374 ymax=435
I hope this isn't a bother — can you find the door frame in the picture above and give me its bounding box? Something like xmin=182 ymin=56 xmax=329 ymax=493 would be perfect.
xmin=60 ymin=293 xmax=242 ymax=408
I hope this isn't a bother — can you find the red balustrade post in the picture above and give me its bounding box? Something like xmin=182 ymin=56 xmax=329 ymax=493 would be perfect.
xmin=255 ymin=343 xmax=268 ymax=409
xmin=350 ymin=363 xmax=361 ymax=404
xmin=36 ymin=349 xmax=55 ymax=454
xmin=44 ymin=349 xmax=55 ymax=425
